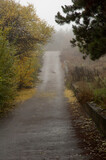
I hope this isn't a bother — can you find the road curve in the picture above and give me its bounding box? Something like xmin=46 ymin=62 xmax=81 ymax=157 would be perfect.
xmin=0 ymin=51 xmax=89 ymax=160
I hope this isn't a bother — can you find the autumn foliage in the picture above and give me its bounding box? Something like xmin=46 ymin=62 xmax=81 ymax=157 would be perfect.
xmin=0 ymin=0 xmax=53 ymax=111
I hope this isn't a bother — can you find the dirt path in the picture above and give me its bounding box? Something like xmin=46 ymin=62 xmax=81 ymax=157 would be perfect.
xmin=0 ymin=51 xmax=89 ymax=160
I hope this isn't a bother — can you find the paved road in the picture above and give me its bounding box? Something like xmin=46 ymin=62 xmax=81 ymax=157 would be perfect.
xmin=0 ymin=51 xmax=89 ymax=160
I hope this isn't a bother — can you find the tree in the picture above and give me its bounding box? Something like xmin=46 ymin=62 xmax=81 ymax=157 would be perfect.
xmin=0 ymin=31 xmax=17 ymax=110
xmin=0 ymin=0 xmax=53 ymax=57
xmin=0 ymin=0 xmax=54 ymax=112
xmin=55 ymin=0 xmax=106 ymax=60
xmin=0 ymin=0 xmax=53 ymax=89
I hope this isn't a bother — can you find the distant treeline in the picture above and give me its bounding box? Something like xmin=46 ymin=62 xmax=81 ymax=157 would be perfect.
xmin=0 ymin=0 xmax=53 ymax=111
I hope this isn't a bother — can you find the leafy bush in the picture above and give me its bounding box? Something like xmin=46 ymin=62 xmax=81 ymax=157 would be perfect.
xmin=0 ymin=32 xmax=17 ymax=110
xmin=93 ymin=88 xmax=106 ymax=108
xmin=17 ymin=53 xmax=41 ymax=89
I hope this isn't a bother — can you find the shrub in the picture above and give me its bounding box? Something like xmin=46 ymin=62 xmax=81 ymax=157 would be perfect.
xmin=17 ymin=54 xmax=40 ymax=89
xmin=93 ymin=88 xmax=106 ymax=108
xmin=77 ymin=82 xmax=93 ymax=104
xmin=0 ymin=32 xmax=17 ymax=110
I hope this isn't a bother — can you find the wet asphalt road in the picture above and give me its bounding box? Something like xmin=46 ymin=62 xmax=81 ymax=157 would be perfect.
xmin=0 ymin=51 xmax=89 ymax=160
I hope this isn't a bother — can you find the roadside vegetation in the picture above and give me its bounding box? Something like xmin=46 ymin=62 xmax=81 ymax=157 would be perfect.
xmin=15 ymin=88 xmax=36 ymax=104
xmin=46 ymin=28 xmax=106 ymax=109
xmin=61 ymin=48 xmax=106 ymax=109
xmin=65 ymin=89 xmax=106 ymax=160
xmin=0 ymin=0 xmax=53 ymax=115
xmin=55 ymin=0 xmax=106 ymax=109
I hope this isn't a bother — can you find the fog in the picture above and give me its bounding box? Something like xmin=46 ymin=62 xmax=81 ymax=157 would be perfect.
xmin=45 ymin=30 xmax=74 ymax=51
xmin=15 ymin=0 xmax=72 ymax=30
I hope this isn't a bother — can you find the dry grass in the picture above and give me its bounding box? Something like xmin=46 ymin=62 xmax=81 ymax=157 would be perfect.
xmin=61 ymin=48 xmax=106 ymax=108
xmin=15 ymin=88 xmax=36 ymax=103
xmin=77 ymin=82 xmax=94 ymax=104
xmin=61 ymin=48 xmax=106 ymax=71
xmin=64 ymin=89 xmax=77 ymax=103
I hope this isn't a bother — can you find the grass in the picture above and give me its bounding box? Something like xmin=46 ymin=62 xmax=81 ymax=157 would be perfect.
xmin=64 ymin=89 xmax=77 ymax=103
xmin=15 ymin=88 xmax=36 ymax=103
xmin=76 ymin=82 xmax=94 ymax=104
xmin=73 ymin=82 xmax=106 ymax=109
xmin=93 ymin=88 xmax=106 ymax=109
xmin=64 ymin=65 xmax=106 ymax=109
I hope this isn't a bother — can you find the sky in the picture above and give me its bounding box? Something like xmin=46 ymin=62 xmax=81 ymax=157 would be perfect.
xmin=15 ymin=0 xmax=72 ymax=30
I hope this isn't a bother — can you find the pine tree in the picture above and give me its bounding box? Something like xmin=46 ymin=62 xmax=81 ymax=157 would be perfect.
xmin=55 ymin=0 xmax=106 ymax=60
